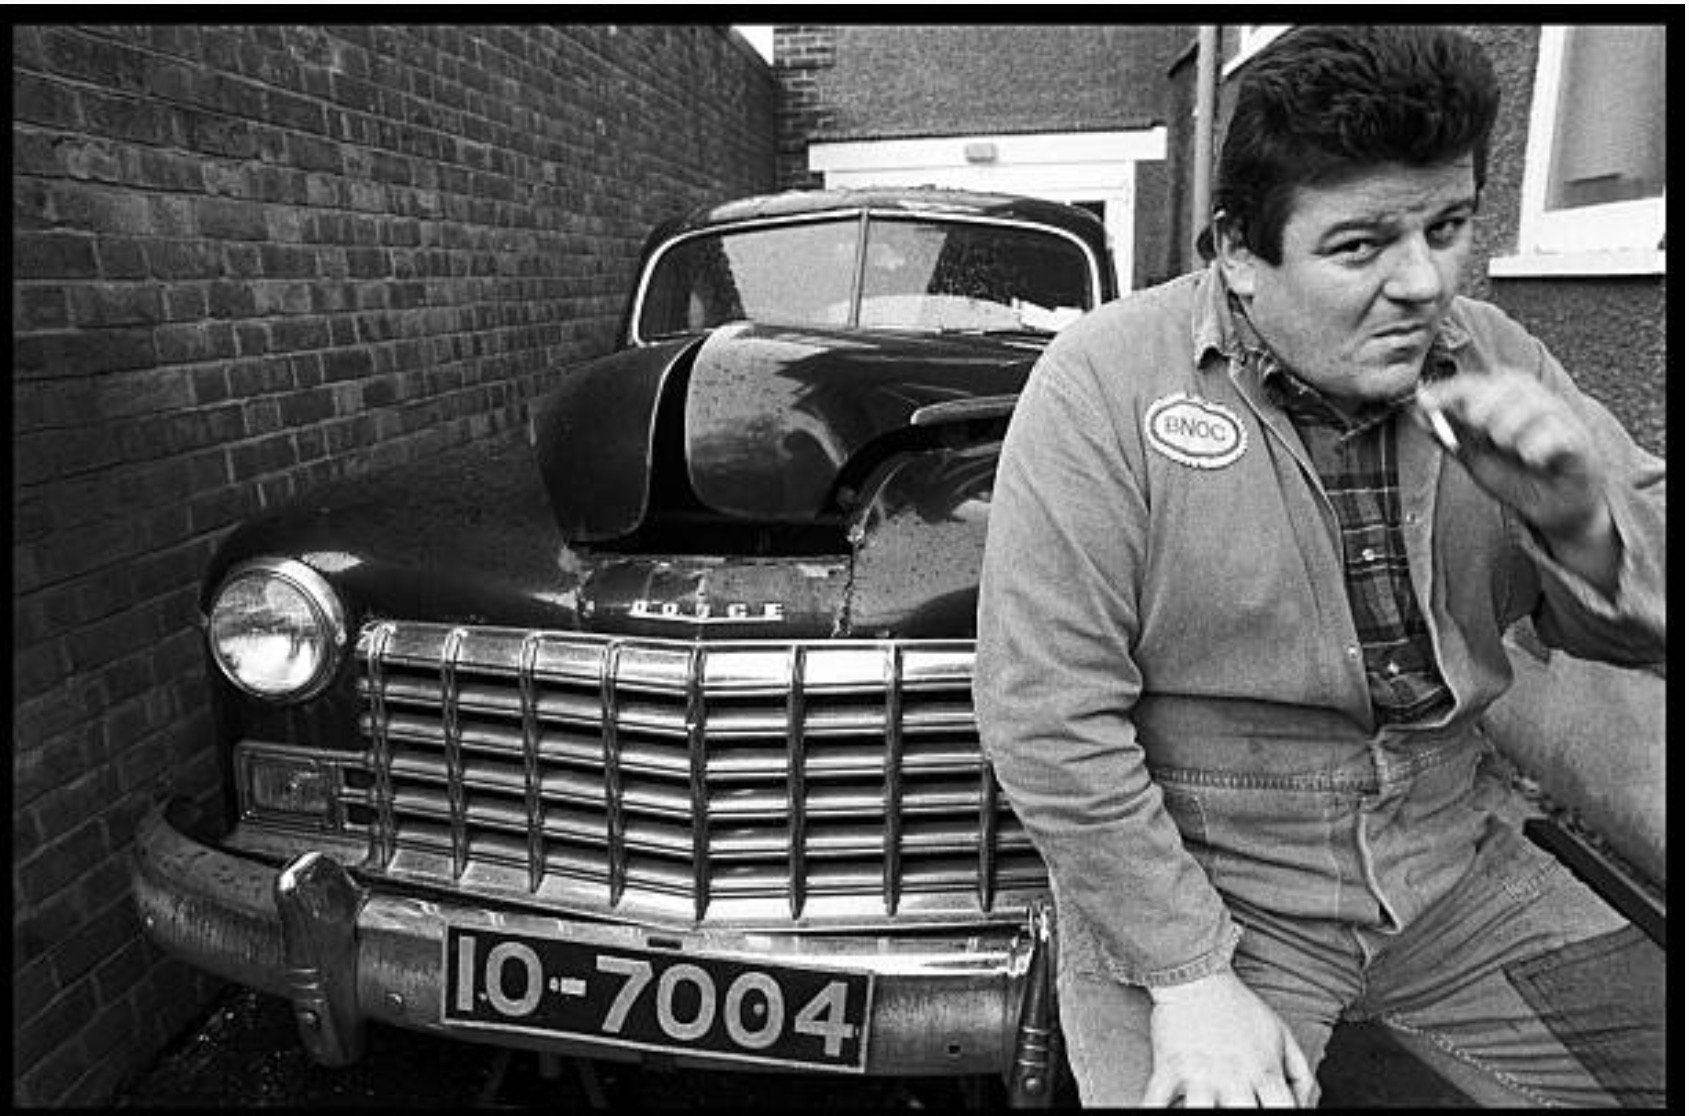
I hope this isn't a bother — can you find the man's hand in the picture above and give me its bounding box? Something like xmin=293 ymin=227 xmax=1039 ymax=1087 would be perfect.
xmin=1140 ymin=969 xmax=1316 ymax=1107
xmin=1415 ymin=372 xmax=1618 ymax=591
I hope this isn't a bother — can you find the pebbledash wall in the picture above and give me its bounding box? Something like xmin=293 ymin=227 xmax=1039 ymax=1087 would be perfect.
xmin=12 ymin=23 xmax=773 ymax=1105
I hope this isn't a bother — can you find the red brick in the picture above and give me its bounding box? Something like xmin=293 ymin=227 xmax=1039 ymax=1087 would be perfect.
xmin=96 ymin=649 xmax=157 ymax=707
xmin=64 ymin=596 xmax=177 ymax=671
xmin=13 ymin=979 xmax=98 ymax=1082
xmin=15 ymin=328 xmax=158 ymax=379
xmin=234 ymin=321 xmax=269 ymax=354
xmin=196 ymin=195 xmax=269 ymax=240
xmin=223 ymin=242 xmax=262 ymax=278
xmin=60 ymin=1048 xmax=137 ymax=1109
xmin=154 ymin=321 xmax=238 ymax=366
xmin=228 ymin=432 xmax=300 ymax=480
xmin=96 ymin=236 xmax=150 ymax=278
xmin=179 ymin=107 xmax=260 ymax=159
xmin=38 ymin=27 xmax=152 ymax=92
xmin=91 ymin=367 xmax=196 ymax=419
xmin=162 ymin=284 xmax=209 ymax=321
xmin=12 ymin=687 xmax=84 ymax=752
xmin=12 ymin=71 xmax=84 ymax=128
xmin=14 ymin=425 xmax=125 ymax=484
xmin=79 ymin=87 xmax=177 ymax=146
xmin=14 ymin=727 xmax=92 ymax=813
xmin=15 ymin=285 xmax=72 ymax=330
xmin=190 ymin=364 xmax=231 ymax=404
xmin=259 ymin=241 xmax=319 ymax=277
xmin=12 ymin=377 xmax=95 ymax=432
xmin=207 ymin=278 xmax=257 ymax=318
xmin=253 ymin=281 xmax=312 ymax=316
xmin=144 ymin=239 xmax=221 ymax=279
xmin=15 ymin=817 xmax=107 ymax=904
xmin=68 ymin=282 xmax=165 ymax=327
xmin=49 ymin=894 xmax=139 ymax=988
xmin=13 ymin=231 xmax=99 ymax=278
xmin=29 ymin=571 xmax=131 ymax=635
xmin=12 ymin=957 xmax=59 ymax=1032
xmin=113 ymin=728 xmax=175 ymax=798
xmin=241 ymin=397 xmax=282 ymax=435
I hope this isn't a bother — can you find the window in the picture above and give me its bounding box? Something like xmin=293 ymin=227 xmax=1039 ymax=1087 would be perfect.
xmin=635 ymin=215 xmax=1097 ymax=341
xmin=1222 ymin=25 xmax=1289 ymax=77
xmin=1494 ymin=25 xmax=1666 ymax=278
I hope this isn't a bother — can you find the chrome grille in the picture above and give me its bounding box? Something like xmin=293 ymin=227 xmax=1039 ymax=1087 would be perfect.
xmin=351 ymin=621 xmax=1047 ymax=927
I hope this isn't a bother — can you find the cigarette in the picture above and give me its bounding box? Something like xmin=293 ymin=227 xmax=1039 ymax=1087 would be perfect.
xmin=1432 ymin=405 xmax=1459 ymax=452
xmin=1420 ymin=397 xmax=1460 ymax=454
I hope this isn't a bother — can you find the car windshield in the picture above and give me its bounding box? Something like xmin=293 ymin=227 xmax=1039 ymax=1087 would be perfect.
xmin=636 ymin=214 xmax=1095 ymax=339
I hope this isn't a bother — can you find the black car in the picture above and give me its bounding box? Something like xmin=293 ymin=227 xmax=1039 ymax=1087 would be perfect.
xmin=132 ymin=188 xmax=1116 ymax=1104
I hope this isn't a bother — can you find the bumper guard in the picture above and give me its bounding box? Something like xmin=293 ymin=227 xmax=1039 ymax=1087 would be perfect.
xmin=132 ymin=800 xmax=1061 ymax=1106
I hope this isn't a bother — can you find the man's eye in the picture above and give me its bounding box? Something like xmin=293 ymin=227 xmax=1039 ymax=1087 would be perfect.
xmin=1331 ymin=239 xmax=1379 ymax=259
xmin=1427 ymin=217 xmax=1470 ymax=247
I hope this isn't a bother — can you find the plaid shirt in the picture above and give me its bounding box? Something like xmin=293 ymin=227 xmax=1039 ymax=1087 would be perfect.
xmin=1232 ymin=303 xmax=1455 ymax=725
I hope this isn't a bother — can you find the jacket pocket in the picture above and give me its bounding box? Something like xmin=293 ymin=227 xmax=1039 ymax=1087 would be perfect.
xmin=1158 ymin=785 xmax=1215 ymax=876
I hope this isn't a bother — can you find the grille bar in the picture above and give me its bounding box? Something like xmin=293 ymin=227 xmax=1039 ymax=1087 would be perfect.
xmin=882 ymin=645 xmax=904 ymax=916
xmin=518 ymin=632 xmax=545 ymax=892
xmin=352 ymin=623 xmax=1047 ymax=926
xmin=786 ymin=645 xmax=807 ymax=920
xmin=978 ymin=759 xmax=998 ymax=912
xmin=686 ymin=644 xmax=709 ymax=922
xmin=366 ymin=622 xmax=397 ymax=868
xmin=602 ymin=643 xmax=628 ymax=906
xmin=440 ymin=627 xmax=469 ymax=880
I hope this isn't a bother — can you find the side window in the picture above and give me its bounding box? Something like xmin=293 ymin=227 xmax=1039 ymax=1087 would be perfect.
xmin=1497 ymin=25 xmax=1666 ymax=276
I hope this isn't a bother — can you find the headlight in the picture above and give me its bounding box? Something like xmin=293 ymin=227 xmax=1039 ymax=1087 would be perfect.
xmin=207 ymin=558 xmax=347 ymax=701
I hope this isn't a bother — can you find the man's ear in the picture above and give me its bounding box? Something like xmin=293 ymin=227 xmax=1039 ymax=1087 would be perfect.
xmin=1214 ymin=217 xmax=1260 ymax=299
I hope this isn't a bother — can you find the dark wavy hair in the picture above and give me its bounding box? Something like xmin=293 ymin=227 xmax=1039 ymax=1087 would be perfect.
xmin=1201 ymin=25 xmax=1500 ymax=264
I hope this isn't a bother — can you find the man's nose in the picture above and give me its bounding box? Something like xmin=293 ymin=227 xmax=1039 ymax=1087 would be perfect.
xmin=1382 ymin=235 xmax=1445 ymax=303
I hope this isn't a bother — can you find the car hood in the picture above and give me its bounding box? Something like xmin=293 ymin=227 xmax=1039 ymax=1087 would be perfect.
xmin=534 ymin=321 xmax=1037 ymax=541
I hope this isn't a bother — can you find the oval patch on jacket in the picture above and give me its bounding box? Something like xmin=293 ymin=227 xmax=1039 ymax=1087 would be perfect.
xmin=1144 ymin=393 xmax=1247 ymax=469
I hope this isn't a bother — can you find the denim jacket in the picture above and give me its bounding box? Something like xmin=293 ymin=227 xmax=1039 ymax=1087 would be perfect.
xmin=974 ymin=264 xmax=1667 ymax=988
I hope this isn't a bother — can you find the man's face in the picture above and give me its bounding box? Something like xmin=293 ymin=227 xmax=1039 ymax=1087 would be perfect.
xmin=1219 ymin=159 xmax=1477 ymax=406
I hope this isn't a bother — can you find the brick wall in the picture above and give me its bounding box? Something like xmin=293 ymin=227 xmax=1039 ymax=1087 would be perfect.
xmin=12 ymin=23 xmax=773 ymax=1105
xmin=772 ymin=26 xmax=835 ymax=189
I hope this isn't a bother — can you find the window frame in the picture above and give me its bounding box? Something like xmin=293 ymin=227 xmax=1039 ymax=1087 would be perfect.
xmin=1490 ymin=25 xmax=1666 ymax=279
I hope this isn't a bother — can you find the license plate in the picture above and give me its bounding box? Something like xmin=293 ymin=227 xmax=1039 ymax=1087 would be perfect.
xmin=442 ymin=926 xmax=875 ymax=1071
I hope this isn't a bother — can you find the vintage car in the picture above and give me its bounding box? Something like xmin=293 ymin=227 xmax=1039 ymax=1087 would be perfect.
xmin=131 ymin=185 xmax=1664 ymax=1107
xmin=132 ymin=187 xmax=1116 ymax=1105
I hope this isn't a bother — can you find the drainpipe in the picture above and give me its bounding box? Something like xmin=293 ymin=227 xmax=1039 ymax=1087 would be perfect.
xmin=1192 ymin=26 xmax=1219 ymax=252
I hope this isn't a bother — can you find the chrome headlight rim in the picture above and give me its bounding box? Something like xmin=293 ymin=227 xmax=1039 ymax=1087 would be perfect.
xmin=206 ymin=557 xmax=349 ymax=703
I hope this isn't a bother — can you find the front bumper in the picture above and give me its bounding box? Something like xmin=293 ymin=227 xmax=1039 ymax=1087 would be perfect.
xmin=132 ymin=800 xmax=1060 ymax=1103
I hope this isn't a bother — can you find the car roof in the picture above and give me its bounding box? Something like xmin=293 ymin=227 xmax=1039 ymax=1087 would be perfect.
xmin=652 ymin=186 xmax=1108 ymax=250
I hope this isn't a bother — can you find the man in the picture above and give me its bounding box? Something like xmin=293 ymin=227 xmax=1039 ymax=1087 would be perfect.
xmin=975 ymin=25 xmax=1665 ymax=1108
